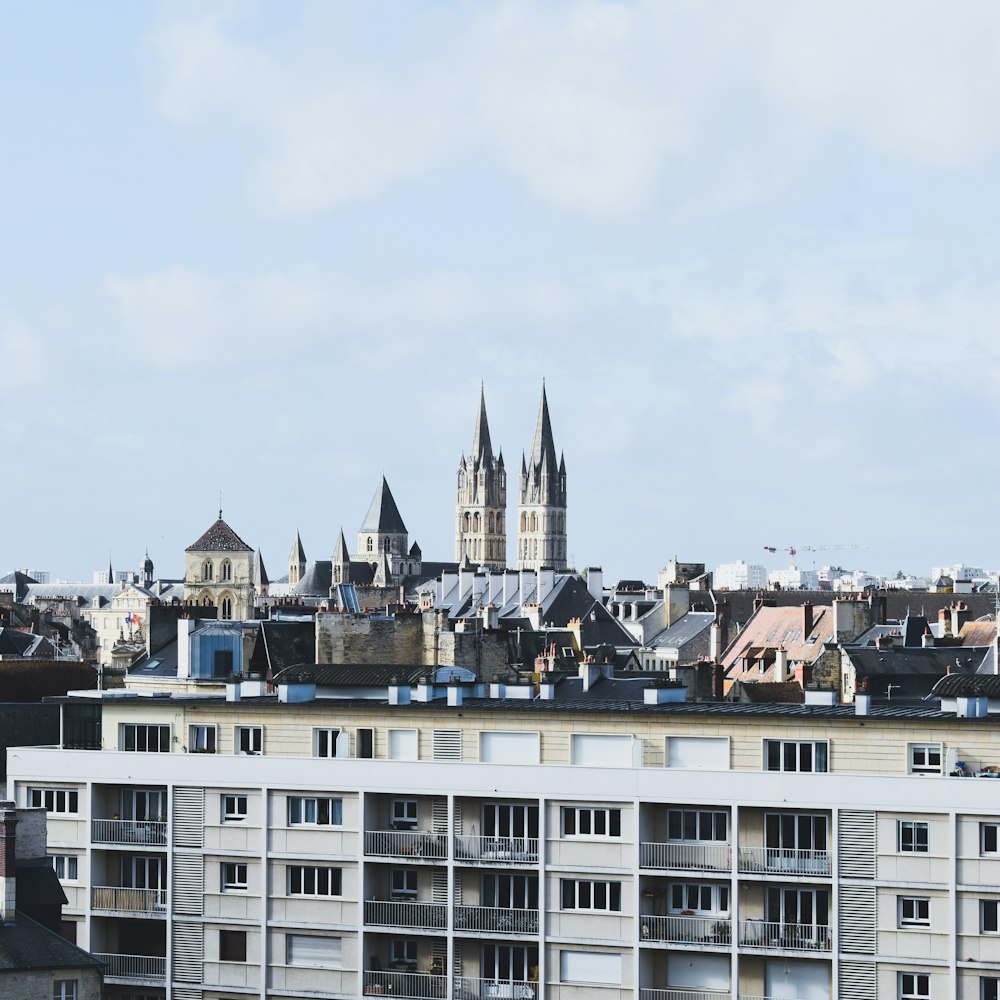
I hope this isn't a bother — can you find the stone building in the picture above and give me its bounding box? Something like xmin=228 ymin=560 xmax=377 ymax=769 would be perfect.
xmin=182 ymin=513 xmax=256 ymax=620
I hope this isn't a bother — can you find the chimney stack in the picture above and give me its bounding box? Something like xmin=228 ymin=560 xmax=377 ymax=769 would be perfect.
xmin=0 ymin=801 xmax=17 ymax=925
xmin=802 ymin=602 xmax=813 ymax=636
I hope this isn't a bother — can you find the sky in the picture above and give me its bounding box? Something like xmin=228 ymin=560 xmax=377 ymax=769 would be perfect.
xmin=3 ymin=0 xmax=1000 ymax=585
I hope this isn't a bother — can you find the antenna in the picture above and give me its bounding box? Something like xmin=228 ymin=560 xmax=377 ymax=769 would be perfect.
xmin=219 ymin=489 xmax=223 ymax=520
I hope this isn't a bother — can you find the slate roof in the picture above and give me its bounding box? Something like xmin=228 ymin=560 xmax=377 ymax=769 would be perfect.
xmin=845 ymin=646 xmax=989 ymax=699
xmin=292 ymin=560 xmax=333 ymax=596
xmin=930 ymin=673 xmax=1000 ymax=697
xmin=359 ymin=477 xmax=407 ymax=535
xmin=0 ymin=911 xmax=103 ymax=973
xmin=648 ymin=612 xmax=715 ymax=650
xmin=0 ymin=628 xmax=53 ymax=657
xmin=16 ymin=858 xmax=67 ymax=908
xmin=272 ymin=663 xmax=476 ymax=686
xmin=260 ymin=621 xmax=315 ymax=674
xmin=185 ymin=517 xmax=253 ymax=553
xmin=470 ymin=385 xmax=494 ymax=465
xmin=0 ymin=572 xmax=36 ymax=603
xmin=727 ymin=680 xmax=805 ymax=704
xmin=529 ymin=384 xmax=557 ymax=472
xmin=253 ymin=549 xmax=269 ymax=587
xmin=289 ymin=530 xmax=306 ymax=564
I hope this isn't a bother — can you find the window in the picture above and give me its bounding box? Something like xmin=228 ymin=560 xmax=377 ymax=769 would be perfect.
xmin=561 ymin=806 xmax=621 ymax=838
xmin=314 ymin=728 xmax=344 ymax=758
xmin=982 ymin=899 xmax=999 ymax=934
xmin=391 ymin=869 xmax=418 ymax=899
xmin=222 ymin=794 xmax=247 ymax=822
xmin=221 ymin=862 xmax=248 ymax=891
xmin=286 ymin=934 xmax=342 ymax=967
xmin=287 ymin=796 xmax=343 ymax=826
xmin=389 ymin=728 xmax=418 ymax=760
xmin=559 ymin=950 xmax=621 ymax=986
xmin=53 ymin=982 xmax=77 ymax=1000
xmin=983 ymin=977 xmax=999 ymax=1000
xmin=666 ymin=736 xmax=730 ymax=770
xmin=219 ymin=929 xmax=246 ymax=962
xmin=51 ymin=855 xmax=78 ymax=881
xmin=212 ymin=649 xmax=233 ymax=677
xmin=120 ymin=723 xmax=170 ymax=752
xmin=667 ymin=809 xmax=728 ymax=842
xmin=202 ymin=560 xmax=213 ymax=581
xmin=898 ymin=820 xmax=929 ymax=853
xmin=221 ymin=559 xmax=232 ymax=582
xmin=287 ymin=865 xmax=342 ymax=896
xmin=189 ymin=725 xmax=216 ymax=753
xmin=480 ymin=731 xmax=540 ymax=764
xmin=29 ymin=788 xmax=78 ymax=814
xmin=391 ymin=938 xmax=417 ymax=967
xmin=899 ymin=972 xmax=930 ymax=1000
xmin=235 ymin=725 xmax=262 ymax=755
xmin=764 ymin=739 xmax=828 ymax=772
xmin=898 ymin=896 xmax=930 ymax=926
xmin=358 ymin=728 xmax=375 ymax=758
xmin=571 ymin=733 xmax=635 ymax=767
xmin=391 ymin=799 xmax=418 ymax=829
xmin=560 ymin=879 xmax=622 ymax=912
xmin=220 ymin=597 xmax=233 ymax=620
xmin=982 ymin=823 xmax=999 ymax=855
xmin=909 ymin=743 xmax=942 ymax=775
xmin=669 ymin=882 xmax=730 ymax=914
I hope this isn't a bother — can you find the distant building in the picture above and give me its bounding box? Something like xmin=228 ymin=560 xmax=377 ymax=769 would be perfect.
xmin=713 ymin=559 xmax=767 ymax=591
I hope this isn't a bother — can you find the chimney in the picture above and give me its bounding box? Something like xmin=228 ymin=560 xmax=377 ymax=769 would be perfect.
xmin=0 ymin=801 xmax=17 ymax=925
xmin=774 ymin=647 xmax=789 ymax=680
xmin=579 ymin=660 xmax=602 ymax=693
xmin=664 ymin=584 xmax=691 ymax=628
xmin=922 ymin=629 xmax=935 ymax=649
xmin=855 ymin=692 xmax=871 ymax=716
xmin=802 ymin=602 xmax=813 ymax=637
xmin=952 ymin=601 xmax=971 ymax=638
xmin=538 ymin=566 xmax=555 ymax=604
xmin=586 ymin=567 xmax=603 ymax=603
xmin=710 ymin=621 xmax=722 ymax=663
xmin=938 ymin=607 xmax=952 ymax=637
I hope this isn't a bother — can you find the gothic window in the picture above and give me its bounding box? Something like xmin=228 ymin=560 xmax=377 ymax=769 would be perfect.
xmin=530 ymin=513 xmax=537 ymax=532
xmin=221 ymin=597 xmax=233 ymax=620
xmin=220 ymin=560 xmax=232 ymax=582
xmin=202 ymin=560 xmax=213 ymax=582
xmin=520 ymin=513 xmax=527 ymax=532
xmin=366 ymin=537 xmax=373 ymax=553
xmin=383 ymin=538 xmax=391 ymax=553
xmin=201 ymin=594 xmax=214 ymax=607
xmin=488 ymin=513 xmax=495 ymax=533
xmin=464 ymin=512 xmax=471 ymax=531
xmin=473 ymin=513 xmax=481 ymax=532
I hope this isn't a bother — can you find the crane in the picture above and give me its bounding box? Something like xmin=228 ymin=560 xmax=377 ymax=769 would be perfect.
xmin=763 ymin=544 xmax=867 ymax=568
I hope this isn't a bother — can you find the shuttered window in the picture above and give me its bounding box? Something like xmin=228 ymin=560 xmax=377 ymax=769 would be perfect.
xmin=286 ymin=935 xmax=342 ymax=967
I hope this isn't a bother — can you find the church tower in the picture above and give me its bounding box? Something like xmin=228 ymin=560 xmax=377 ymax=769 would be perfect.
xmin=455 ymin=386 xmax=506 ymax=568
xmin=517 ymin=384 xmax=567 ymax=571
xmin=288 ymin=530 xmax=306 ymax=587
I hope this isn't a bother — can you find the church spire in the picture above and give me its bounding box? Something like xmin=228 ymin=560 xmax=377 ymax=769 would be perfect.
xmin=471 ymin=383 xmax=494 ymax=465
xmin=530 ymin=383 xmax=557 ymax=472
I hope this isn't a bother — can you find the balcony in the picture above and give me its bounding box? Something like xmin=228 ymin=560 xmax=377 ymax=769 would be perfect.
xmin=455 ymin=835 xmax=538 ymax=865
xmin=640 ymin=914 xmax=731 ymax=947
xmin=738 ymin=847 xmax=830 ymax=876
xmin=92 ymin=818 xmax=167 ymax=846
xmin=363 ymin=970 xmax=446 ymax=997
xmin=365 ymin=830 xmax=448 ymax=860
xmin=93 ymin=953 xmax=166 ymax=983
xmin=365 ymin=898 xmax=448 ymax=930
xmin=640 ymin=991 xmax=729 ymax=1000
xmin=454 ymin=905 xmax=539 ymax=936
xmin=640 ymin=842 xmax=731 ymax=871
xmin=738 ymin=920 xmax=832 ymax=952
xmin=454 ymin=976 xmax=537 ymax=999
xmin=739 ymin=996 xmax=812 ymax=1000
xmin=92 ymin=885 xmax=166 ymax=914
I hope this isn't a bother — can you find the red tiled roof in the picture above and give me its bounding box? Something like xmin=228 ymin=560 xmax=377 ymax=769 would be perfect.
xmin=721 ymin=603 xmax=834 ymax=677
xmin=958 ymin=619 xmax=996 ymax=647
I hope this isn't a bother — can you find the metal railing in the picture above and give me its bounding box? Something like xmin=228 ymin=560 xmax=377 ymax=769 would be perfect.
xmin=737 ymin=847 xmax=830 ymax=875
xmin=365 ymin=898 xmax=448 ymax=929
xmin=639 ymin=991 xmax=730 ymax=1000
xmin=454 ymin=905 xmax=539 ymax=935
xmin=739 ymin=996 xmax=810 ymax=1000
xmin=365 ymin=829 xmax=448 ymax=859
xmin=639 ymin=842 xmax=731 ymax=871
xmin=640 ymin=914 xmax=732 ymax=945
xmin=363 ymin=970 xmax=447 ymax=997
xmin=454 ymin=835 xmax=539 ymax=864
xmin=92 ymin=818 xmax=167 ymax=846
xmin=92 ymin=885 xmax=166 ymax=913
xmin=738 ymin=920 xmax=832 ymax=951
xmin=454 ymin=977 xmax=537 ymax=999
xmin=93 ymin=953 xmax=166 ymax=981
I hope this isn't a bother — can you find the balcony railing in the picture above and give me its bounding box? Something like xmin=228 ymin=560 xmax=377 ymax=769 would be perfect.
xmin=738 ymin=920 xmax=832 ymax=952
xmin=454 ymin=905 xmax=539 ymax=935
xmin=739 ymin=996 xmax=811 ymax=1000
xmin=455 ymin=835 xmax=539 ymax=865
xmin=454 ymin=976 xmax=537 ymax=999
xmin=363 ymin=970 xmax=447 ymax=997
xmin=92 ymin=885 xmax=166 ymax=913
xmin=365 ymin=829 xmax=448 ymax=860
xmin=93 ymin=953 xmax=166 ymax=982
xmin=640 ymin=990 xmax=730 ymax=1000
xmin=640 ymin=842 xmax=731 ymax=871
xmin=92 ymin=818 xmax=167 ymax=846
xmin=738 ymin=847 xmax=830 ymax=876
xmin=640 ymin=914 xmax=732 ymax=946
xmin=365 ymin=898 xmax=448 ymax=929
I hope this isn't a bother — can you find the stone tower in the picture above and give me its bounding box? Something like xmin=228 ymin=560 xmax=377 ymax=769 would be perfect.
xmin=355 ymin=477 xmax=409 ymax=575
xmin=455 ymin=386 xmax=507 ymax=569
xmin=517 ymin=384 xmax=567 ymax=571
xmin=288 ymin=530 xmax=306 ymax=587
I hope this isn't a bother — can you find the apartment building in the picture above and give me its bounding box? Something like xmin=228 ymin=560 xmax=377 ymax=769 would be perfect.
xmin=5 ymin=680 xmax=1000 ymax=1000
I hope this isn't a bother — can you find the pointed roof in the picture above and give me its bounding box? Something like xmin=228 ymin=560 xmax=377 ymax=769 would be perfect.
xmin=409 ymin=540 xmax=422 ymax=558
xmin=530 ymin=384 xmax=557 ymax=471
xmin=333 ymin=528 xmax=351 ymax=563
xmin=253 ymin=549 xmax=269 ymax=587
xmin=107 ymin=559 xmax=114 ymax=585
xmin=360 ymin=476 xmax=407 ymax=535
xmin=289 ymin=529 xmax=306 ymax=564
xmin=185 ymin=518 xmax=253 ymax=553
xmin=470 ymin=385 xmax=494 ymax=464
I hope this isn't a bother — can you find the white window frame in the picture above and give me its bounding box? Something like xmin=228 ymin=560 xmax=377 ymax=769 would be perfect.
xmin=221 ymin=861 xmax=248 ymax=892
xmin=287 ymin=796 xmax=343 ymax=827
xmin=982 ymin=899 xmax=999 ymax=934
xmin=52 ymin=982 xmax=78 ymax=1000
xmin=908 ymin=743 xmax=942 ymax=775
xmin=222 ymin=794 xmax=247 ymax=823
xmin=51 ymin=855 xmax=79 ymax=881
xmin=119 ymin=723 xmax=171 ymax=752
xmin=561 ymin=805 xmax=622 ymax=839
xmin=668 ymin=881 xmax=730 ymax=915
xmin=982 ymin=823 xmax=999 ymax=856
xmin=29 ymin=787 xmax=79 ymax=814
xmin=287 ymin=865 xmax=342 ymax=897
xmin=388 ymin=727 xmax=418 ymax=761
xmin=899 ymin=971 xmax=930 ymax=1000
xmin=560 ymin=878 xmax=622 ymax=912
xmin=235 ymin=725 xmax=263 ymax=755
xmin=390 ymin=868 xmax=418 ymax=899
xmin=313 ymin=727 xmax=342 ymax=758
xmin=898 ymin=896 xmax=931 ymax=927
xmin=391 ymin=799 xmax=418 ymax=829
xmin=898 ymin=820 xmax=929 ymax=854
xmin=763 ymin=739 xmax=828 ymax=773
xmin=667 ymin=808 xmax=728 ymax=843
xmin=189 ymin=724 xmax=217 ymax=753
